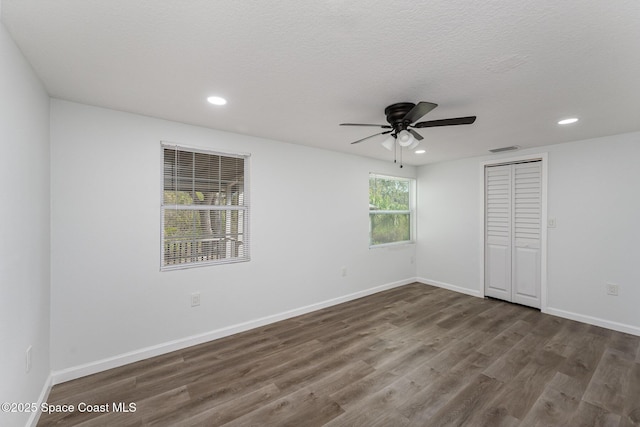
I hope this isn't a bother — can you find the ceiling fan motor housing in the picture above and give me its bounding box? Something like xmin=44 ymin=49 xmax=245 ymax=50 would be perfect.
xmin=384 ymin=102 xmax=415 ymax=131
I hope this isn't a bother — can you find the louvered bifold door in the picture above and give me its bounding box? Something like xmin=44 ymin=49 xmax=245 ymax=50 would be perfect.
xmin=511 ymin=162 xmax=541 ymax=308
xmin=485 ymin=165 xmax=512 ymax=301
xmin=485 ymin=161 xmax=542 ymax=309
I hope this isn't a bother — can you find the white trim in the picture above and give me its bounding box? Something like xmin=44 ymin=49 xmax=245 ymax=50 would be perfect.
xmin=161 ymin=205 xmax=247 ymax=211
xmin=545 ymin=307 xmax=640 ymax=337
xmin=160 ymin=140 xmax=251 ymax=159
xmin=369 ymin=241 xmax=415 ymax=250
xmin=540 ymin=156 xmax=549 ymax=311
xmin=51 ymin=278 xmax=415 ymax=385
xmin=368 ymin=173 xmax=416 ymax=248
xmin=479 ymin=152 xmax=549 ymax=310
xmin=370 ymin=209 xmax=411 ymax=215
xmin=26 ymin=374 xmax=53 ymax=427
xmin=415 ymin=277 xmax=483 ymax=298
xmin=160 ymin=143 xmax=251 ymax=271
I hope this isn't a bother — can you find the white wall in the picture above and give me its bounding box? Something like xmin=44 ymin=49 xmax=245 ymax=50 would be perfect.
xmin=415 ymin=156 xmax=482 ymax=297
xmin=0 ymin=21 xmax=51 ymax=427
xmin=50 ymin=100 xmax=417 ymax=375
xmin=417 ymin=132 xmax=640 ymax=334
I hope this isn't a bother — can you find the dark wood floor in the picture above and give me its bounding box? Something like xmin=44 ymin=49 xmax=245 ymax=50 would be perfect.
xmin=38 ymin=283 xmax=640 ymax=426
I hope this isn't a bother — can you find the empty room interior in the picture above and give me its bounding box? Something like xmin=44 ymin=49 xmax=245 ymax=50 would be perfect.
xmin=2 ymin=1 xmax=640 ymax=426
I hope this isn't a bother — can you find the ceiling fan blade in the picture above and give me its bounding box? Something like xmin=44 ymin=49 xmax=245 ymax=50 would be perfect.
xmin=408 ymin=129 xmax=423 ymax=141
xmin=350 ymin=130 xmax=392 ymax=145
xmin=413 ymin=116 xmax=477 ymax=128
xmin=402 ymin=101 xmax=438 ymax=124
xmin=340 ymin=123 xmax=392 ymax=128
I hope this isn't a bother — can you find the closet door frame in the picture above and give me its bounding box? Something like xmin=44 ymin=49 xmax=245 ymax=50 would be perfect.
xmin=479 ymin=152 xmax=549 ymax=312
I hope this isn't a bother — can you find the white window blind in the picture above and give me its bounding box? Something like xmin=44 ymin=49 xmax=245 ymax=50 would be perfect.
xmin=161 ymin=144 xmax=250 ymax=269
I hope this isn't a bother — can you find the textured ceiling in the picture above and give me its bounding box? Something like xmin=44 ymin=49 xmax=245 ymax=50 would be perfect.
xmin=3 ymin=0 xmax=640 ymax=165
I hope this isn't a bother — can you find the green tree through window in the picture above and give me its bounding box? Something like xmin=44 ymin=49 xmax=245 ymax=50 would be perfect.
xmin=162 ymin=144 xmax=250 ymax=269
xmin=369 ymin=174 xmax=413 ymax=245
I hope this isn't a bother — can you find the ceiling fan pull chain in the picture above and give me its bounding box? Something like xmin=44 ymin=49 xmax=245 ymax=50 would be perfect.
xmin=394 ymin=138 xmax=397 ymax=164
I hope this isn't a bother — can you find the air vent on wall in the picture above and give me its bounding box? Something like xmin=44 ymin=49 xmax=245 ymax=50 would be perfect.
xmin=489 ymin=145 xmax=520 ymax=153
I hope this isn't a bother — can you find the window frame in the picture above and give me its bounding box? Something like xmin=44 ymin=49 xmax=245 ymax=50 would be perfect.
xmin=160 ymin=142 xmax=250 ymax=270
xmin=368 ymin=173 xmax=416 ymax=248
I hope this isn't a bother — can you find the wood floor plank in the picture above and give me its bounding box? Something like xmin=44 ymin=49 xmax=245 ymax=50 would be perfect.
xmin=325 ymin=408 xmax=411 ymax=427
xmin=328 ymin=368 xmax=399 ymax=409
xmin=583 ymin=348 xmax=633 ymax=414
xmin=483 ymin=349 xmax=565 ymax=420
xmin=464 ymin=406 xmax=522 ymax=427
xmin=568 ymin=400 xmax=621 ymax=427
xmin=37 ymin=283 xmax=640 ymax=427
xmin=221 ymin=386 xmax=343 ymax=427
xmin=185 ymin=339 xmax=325 ymax=399
xmin=482 ymin=333 xmax=550 ymax=382
xmin=397 ymin=351 xmax=493 ymax=422
xmin=167 ymin=383 xmax=281 ymax=427
xmin=546 ymin=371 xmax=586 ymax=400
xmin=401 ymin=359 xmax=443 ymax=388
xmin=416 ymin=374 xmax=503 ymax=427
xmin=47 ymin=352 xmax=184 ymax=404
xmin=368 ymin=342 xmax=434 ymax=376
xmin=426 ymin=338 xmax=482 ymax=373
xmin=618 ymin=361 xmax=640 ymax=427
xmin=476 ymin=319 xmax=528 ymax=358
xmin=303 ymin=360 xmax=375 ymax=398
xmin=324 ymin=376 xmax=419 ymax=427
xmin=608 ymin=331 xmax=640 ymax=359
xmin=519 ymin=386 xmax=580 ymax=427
xmin=556 ymin=331 xmax=609 ymax=397
xmin=436 ymin=299 xmax=495 ymax=330
xmin=543 ymin=318 xmax=591 ymax=357
xmin=76 ymin=386 xmax=189 ymax=427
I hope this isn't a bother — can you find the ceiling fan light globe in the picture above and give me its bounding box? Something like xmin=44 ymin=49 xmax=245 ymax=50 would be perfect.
xmin=408 ymin=140 xmax=420 ymax=150
xmin=397 ymin=130 xmax=414 ymax=147
xmin=381 ymin=135 xmax=395 ymax=151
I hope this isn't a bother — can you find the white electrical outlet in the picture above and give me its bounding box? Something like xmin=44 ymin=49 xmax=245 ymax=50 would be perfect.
xmin=606 ymin=283 xmax=619 ymax=296
xmin=548 ymin=218 xmax=557 ymax=228
xmin=191 ymin=292 xmax=201 ymax=307
xmin=341 ymin=267 xmax=347 ymax=277
xmin=26 ymin=346 xmax=32 ymax=373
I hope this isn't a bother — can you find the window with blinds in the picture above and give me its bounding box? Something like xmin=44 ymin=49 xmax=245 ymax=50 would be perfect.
xmin=161 ymin=144 xmax=250 ymax=270
xmin=369 ymin=173 xmax=415 ymax=246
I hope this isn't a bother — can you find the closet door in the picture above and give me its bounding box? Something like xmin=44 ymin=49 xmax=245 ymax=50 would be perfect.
xmin=485 ymin=165 xmax=512 ymax=301
xmin=512 ymin=162 xmax=541 ymax=308
xmin=484 ymin=161 xmax=542 ymax=309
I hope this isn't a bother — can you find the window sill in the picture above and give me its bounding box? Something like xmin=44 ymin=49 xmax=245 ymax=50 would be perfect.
xmin=369 ymin=241 xmax=415 ymax=250
xmin=161 ymin=257 xmax=250 ymax=271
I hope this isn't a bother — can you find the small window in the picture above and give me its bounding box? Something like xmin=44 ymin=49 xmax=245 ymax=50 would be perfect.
xmin=369 ymin=173 xmax=414 ymax=246
xmin=161 ymin=143 xmax=250 ymax=269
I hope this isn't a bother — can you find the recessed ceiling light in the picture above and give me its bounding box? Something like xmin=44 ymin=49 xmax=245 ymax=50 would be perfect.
xmin=558 ymin=117 xmax=578 ymax=125
xmin=415 ymin=150 xmax=426 ymax=154
xmin=207 ymin=96 xmax=227 ymax=106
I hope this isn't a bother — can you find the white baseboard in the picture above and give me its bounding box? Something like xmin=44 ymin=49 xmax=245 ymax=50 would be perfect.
xmin=26 ymin=373 xmax=52 ymax=427
xmin=416 ymin=278 xmax=639 ymax=337
xmin=416 ymin=277 xmax=483 ymax=298
xmin=545 ymin=307 xmax=640 ymax=337
xmin=51 ymin=278 xmax=415 ymax=385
